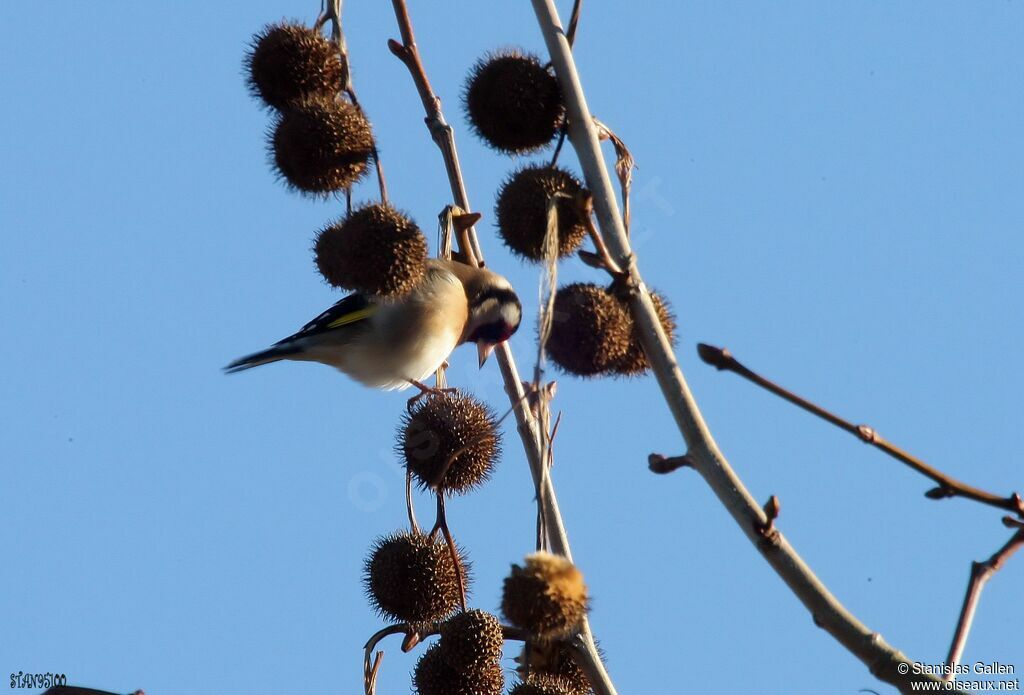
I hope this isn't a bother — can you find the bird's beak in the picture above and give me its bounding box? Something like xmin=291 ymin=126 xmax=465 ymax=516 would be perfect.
xmin=478 ymin=342 xmax=496 ymax=368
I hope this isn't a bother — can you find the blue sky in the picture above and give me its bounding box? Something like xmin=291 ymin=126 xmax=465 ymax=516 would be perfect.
xmin=2 ymin=2 xmax=1022 ymax=693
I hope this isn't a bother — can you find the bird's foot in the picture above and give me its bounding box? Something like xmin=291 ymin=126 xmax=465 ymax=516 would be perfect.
xmin=406 ymin=379 xmax=458 ymax=411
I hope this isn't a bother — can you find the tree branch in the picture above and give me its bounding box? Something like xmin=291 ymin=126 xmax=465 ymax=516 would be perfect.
xmin=696 ymin=343 xmax=1023 ymax=517
xmin=385 ymin=3 xmax=616 ymax=694
xmin=944 ymin=527 xmax=1024 ymax=677
xmin=529 ymin=1 xmax=967 ymax=692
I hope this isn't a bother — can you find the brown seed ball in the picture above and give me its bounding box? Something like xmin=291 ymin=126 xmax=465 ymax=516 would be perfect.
xmin=413 ymin=644 xmax=451 ymax=695
xmin=315 ymin=204 xmax=428 ymax=298
xmin=364 ymin=532 xmax=469 ymax=623
xmin=400 ymin=390 xmax=501 ymax=495
xmin=509 ymin=676 xmax=574 ymax=695
xmin=501 ymin=552 xmax=589 ymax=641
xmin=438 ymin=609 xmax=504 ymax=669
xmin=414 ymin=644 xmax=504 ymax=695
xmin=611 ymin=290 xmax=677 ymax=376
xmin=546 ymin=283 xmax=632 ymax=377
xmin=270 ymin=97 xmax=374 ymax=196
xmin=495 ymin=166 xmax=588 ymax=261
xmin=464 ymin=51 xmax=564 ymax=154
xmin=246 ymin=22 xmax=343 ymax=110
xmin=519 ymin=642 xmax=592 ymax=695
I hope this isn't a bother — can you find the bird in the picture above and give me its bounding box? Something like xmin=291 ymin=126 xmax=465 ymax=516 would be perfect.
xmin=225 ymin=258 xmax=522 ymax=390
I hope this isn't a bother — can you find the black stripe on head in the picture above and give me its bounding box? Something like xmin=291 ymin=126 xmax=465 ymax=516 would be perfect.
xmin=473 ymin=287 xmax=520 ymax=311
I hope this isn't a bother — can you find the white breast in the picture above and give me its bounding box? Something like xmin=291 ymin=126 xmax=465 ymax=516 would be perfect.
xmin=392 ymin=328 xmax=462 ymax=390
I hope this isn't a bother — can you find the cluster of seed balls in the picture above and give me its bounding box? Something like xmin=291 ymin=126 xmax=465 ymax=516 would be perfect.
xmin=364 ymin=531 xmax=592 ymax=694
xmin=463 ymin=50 xmax=676 ymax=377
xmin=363 ymin=385 xmax=593 ymax=695
xmin=370 ymin=550 xmax=592 ymax=695
xmin=370 ymin=413 xmax=592 ymax=695
xmin=244 ymin=31 xmax=638 ymax=695
xmin=363 ymin=388 xmax=502 ymax=618
xmin=464 ymin=50 xmax=589 ymax=263
xmin=413 ymin=610 xmax=505 ymax=695
xmin=247 ymin=21 xmax=429 ymax=299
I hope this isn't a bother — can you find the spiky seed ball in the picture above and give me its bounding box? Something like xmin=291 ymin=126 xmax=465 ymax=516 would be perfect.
xmin=611 ymin=290 xmax=677 ymax=376
xmin=271 ymin=97 xmax=374 ymax=196
xmin=502 ymin=552 xmax=589 ymax=641
xmin=509 ymin=676 xmax=574 ymax=695
xmin=246 ymin=22 xmax=343 ymax=110
xmin=519 ymin=643 xmax=592 ymax=695
xmin=495 ymin=166 xmax=588 ymax=261
xmin=413 ymin=646 xmax=460 ymax=695
xmin=414 ymin=644 xmax=504 ymax=695
xmin=315 ymin=204 xmax=428 ymax=298
xmin=545 ymin=283 xmax=632 ymax=377
xmin=364 ymin=532 xmax=468 ymax=623
xmin=438 ymin=609 xmax=504 ymax=669
xmin=464 ymin=51 xmax=564 ymax=154
xmin=401 ymin=390 xmax=501 ymax=495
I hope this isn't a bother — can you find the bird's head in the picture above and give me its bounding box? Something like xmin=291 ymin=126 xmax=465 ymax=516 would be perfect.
xmin=462 ymin=271 xmax=522 ymax=367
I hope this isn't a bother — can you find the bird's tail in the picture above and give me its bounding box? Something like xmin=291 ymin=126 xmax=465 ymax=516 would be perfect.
xmin=224 ymin=344 xmax=299 ymax=373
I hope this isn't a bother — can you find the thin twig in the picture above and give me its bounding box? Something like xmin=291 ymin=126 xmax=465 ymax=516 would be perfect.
xmin=549 ymin=0 xmax=581 ymax=167
xmin=365 ymin=622 xmax=438 ymax=655
xmin=433 ymin=208 xmax=451 ymax=395
xmin=320 ymin=0 xmax=388 ymax=203
xmin=550 ymin=127 xmax=569 ymax=167
xmin=364 ymin=651 xmax=383 ymax=695
xmin=386 ymin=3 xmax=481 ymax=265
xmin=386 ymin=4 xmax=615 ymax=693
xmin=537 ymin=410 xmax=563 ymax=553
xmin=548 ymin=411 xmax=563 ymax=469
xmin=696 ymin=343 xmax=1024 ymax=517
xmin=535 ymin=194 xmax=562 ymax=385
xmin=565 ymin=0 xmax=584 ymax=48
xmin=532 ymin=192 xmax=562 ymax=550
xmin=530 ymin=2 xmax=966 ymax=692
xmin=577 ymin=192 xmax=624 ymax=276
xmin=360 ymin=621 xmax=451 ymax=695
xmin=402 ymin=212 xmax=469 ymax=536
xmin=405 ymin=467 xmax=420 ymax=535
xmin=430 ymin=493 xmax=467 ymax=612
xmin=387 ymin=0 xmax=567 ymax=597
xmin=944 ymin=528 xmax=1024 ymax=677
xmin=362 ymin=624 xmax=407 ymax=695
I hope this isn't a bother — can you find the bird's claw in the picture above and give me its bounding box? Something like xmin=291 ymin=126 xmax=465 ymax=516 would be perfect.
xmin=406 ymin=380 xmax=458 ymax=411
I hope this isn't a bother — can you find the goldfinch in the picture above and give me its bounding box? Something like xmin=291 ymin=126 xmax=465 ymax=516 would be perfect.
xmin=225 ymin=259 xmax=522 ymax=390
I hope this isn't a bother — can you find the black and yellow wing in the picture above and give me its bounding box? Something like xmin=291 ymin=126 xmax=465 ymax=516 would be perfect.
xmin=289 ymin=293 xmax=378 ymax=339
xmin=224 ymin=293 xmax=378 ymax=373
